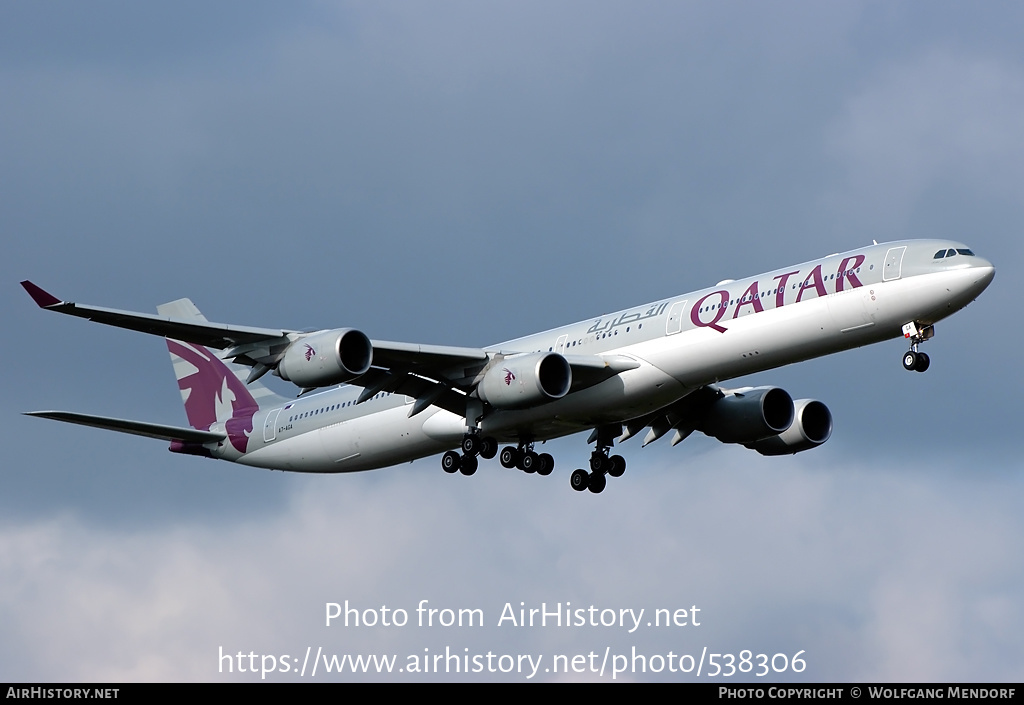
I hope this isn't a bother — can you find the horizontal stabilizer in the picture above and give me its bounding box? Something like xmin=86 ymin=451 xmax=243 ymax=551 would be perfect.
xmin=24 ymin=411 xmax=225 ymax=444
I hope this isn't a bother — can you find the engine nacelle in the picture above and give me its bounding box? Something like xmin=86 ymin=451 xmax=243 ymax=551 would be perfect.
xmin=747 ymin=399 xmax=833 ymax=456
xmin=276 ymin=328 xmax=372 ymax=387
xmin=701 ymin=386 xmax=795 ymax=444
xmin=477 ymin=352 xmax=571 ymax=410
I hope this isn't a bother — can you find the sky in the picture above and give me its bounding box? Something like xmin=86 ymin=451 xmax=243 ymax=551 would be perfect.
xmin=2 ymin=0 xmax=1022 ymax=682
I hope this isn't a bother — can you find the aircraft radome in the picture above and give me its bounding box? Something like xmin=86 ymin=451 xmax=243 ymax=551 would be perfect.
xmin=22 ymin=239 xmax=994 ymax=494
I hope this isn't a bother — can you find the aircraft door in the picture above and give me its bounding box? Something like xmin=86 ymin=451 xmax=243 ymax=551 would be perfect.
xmin=263 ymin=408 xmax=282 ymax=442
xmin=665 ymin=301 xmax=688 ymax=335
xmin=555 ymin=334 xmax=568 ymax=354
xmin=883 ymin=246 xmax=907 ymax=281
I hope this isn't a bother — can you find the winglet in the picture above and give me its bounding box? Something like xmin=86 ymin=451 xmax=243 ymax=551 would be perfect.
xmin=20 ymin=281 xmax=63 ymax=308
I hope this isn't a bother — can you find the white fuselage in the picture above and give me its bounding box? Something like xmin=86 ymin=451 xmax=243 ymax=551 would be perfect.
xmin=230 ymin=239 xmax=994 ymax=473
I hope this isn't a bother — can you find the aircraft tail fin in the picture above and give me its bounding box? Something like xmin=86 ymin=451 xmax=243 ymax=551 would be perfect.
xmin=157 ymin=298 xmax=290 ymax=452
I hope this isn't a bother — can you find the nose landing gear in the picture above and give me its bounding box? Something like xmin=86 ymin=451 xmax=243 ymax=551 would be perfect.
xmin=902 ymin=350 xmax=930 ymax=372
xmin=901 ymin=322 xmax=934 ymax=373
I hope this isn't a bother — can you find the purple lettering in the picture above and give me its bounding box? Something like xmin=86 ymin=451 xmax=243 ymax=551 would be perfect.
xmin=796 ymin=265 xmax=827 ymax=302
xmin=773 ymin=270 xmax=799 ymax=308
xmin=691 ymin=291 xmax=730 ymax=333
xmin=836 ymin=254 xmax=865 ymax=292
xmin=733 ymin=281 xmax=765 ymax=318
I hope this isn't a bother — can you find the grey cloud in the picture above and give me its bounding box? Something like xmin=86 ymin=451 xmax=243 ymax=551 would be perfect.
xmin=2 ymin=447 xmax=1021 ymax=681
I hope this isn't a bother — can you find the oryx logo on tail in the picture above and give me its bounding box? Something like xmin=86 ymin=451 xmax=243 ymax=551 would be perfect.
xmin=166 ymin=340 xmax=258 ymax=454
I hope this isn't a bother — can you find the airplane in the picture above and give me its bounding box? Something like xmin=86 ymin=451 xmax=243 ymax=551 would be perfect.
xmin=21 ymin=238 xmax=994 ymax=494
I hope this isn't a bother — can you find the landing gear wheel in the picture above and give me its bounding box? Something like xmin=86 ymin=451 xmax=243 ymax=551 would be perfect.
xmin=499 ymin=446 xmax=519 ymax=469
xmin=607 ymin=455 xmax=626 ymax=478
xmin=588 ymin=471 xmax=607 ymax=494
xmin=459 ymin=454 xmax=478 ymax=476
xmin=441 ymin=450 xmax=460 ymax=474
xmin=590 ymin=452 xmax=609 ymax=473
xmin=903 ymin=351 xmax=918 ymax=371
xmin=461 ymin=434 xmax=481 ymax=456
xmin=537 ymin=453 xmax=554 ymax=476
xmin=914 ymin=351 xmax=930 ymax=372
xmin=520 ymin=451 xmax=538 ymax=473
xmin=570 ymin=469 xmax=589 ymax=492
xmin=479 ymin=436 xmax=498 ymax=460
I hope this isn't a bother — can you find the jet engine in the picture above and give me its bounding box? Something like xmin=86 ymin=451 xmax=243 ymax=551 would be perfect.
xmin=700 ymin=386 xmax=795 ymax=445
xmin=276 ymin=328 xmax=372 ymax=387
xmin=477 ymin=352 xmax=571 ymax=410
xmin=746 ymin=399 xmax=833 ymax=455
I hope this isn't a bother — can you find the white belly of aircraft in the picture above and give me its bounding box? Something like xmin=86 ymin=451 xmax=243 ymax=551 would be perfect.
xmin=237 ymin=405 xmax=457 ymax=473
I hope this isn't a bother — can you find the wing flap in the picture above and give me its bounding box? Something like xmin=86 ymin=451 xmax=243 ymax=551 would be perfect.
xmin=353 ymin=368 xmax=469 ymax=417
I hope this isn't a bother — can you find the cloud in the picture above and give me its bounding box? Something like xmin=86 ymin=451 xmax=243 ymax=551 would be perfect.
xmin=2 ymin=444 xmax=1020 ymax=681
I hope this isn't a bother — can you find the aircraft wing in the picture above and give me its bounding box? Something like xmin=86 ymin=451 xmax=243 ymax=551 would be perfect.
xmin=21 ymin=281 xmax=488 ymax=365
xmin=349 ymin=348 xmax=639 ymax=416
xmin=368 ymin=340 xmax=490 ymax=380
xmin=24 ymin=411 xmax=226 ymax=444
xmin=21 ymin=282 xmax=635 ymax=418
xmin=21 ymin=281 xmax=293 ymax=348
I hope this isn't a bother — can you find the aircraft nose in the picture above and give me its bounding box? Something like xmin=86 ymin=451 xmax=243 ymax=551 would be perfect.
xmin=973 ymin=254 xmax=995 ymax=278
xmin=968 ymin=258 xmax=996 ymax=296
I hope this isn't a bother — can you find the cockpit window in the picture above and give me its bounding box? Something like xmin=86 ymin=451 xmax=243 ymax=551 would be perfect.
xmin=934 ymin=247 xmax=976 ymax=259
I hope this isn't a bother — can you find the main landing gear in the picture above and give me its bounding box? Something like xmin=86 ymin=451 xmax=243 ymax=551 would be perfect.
xmin=442 ymin=427 xmax=631 ymax=495
xmin=441 ymin=433 xmax=556 ymax=477
xmin=901 ymin=322 xmax=934 ymax=373
xmin=441 ymin=432 xmax=498 ymax=476
xmin=569 ymin=429 xmax=626 ymax=494
xmin=498 ymin=442 xmax=554 ymax=476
